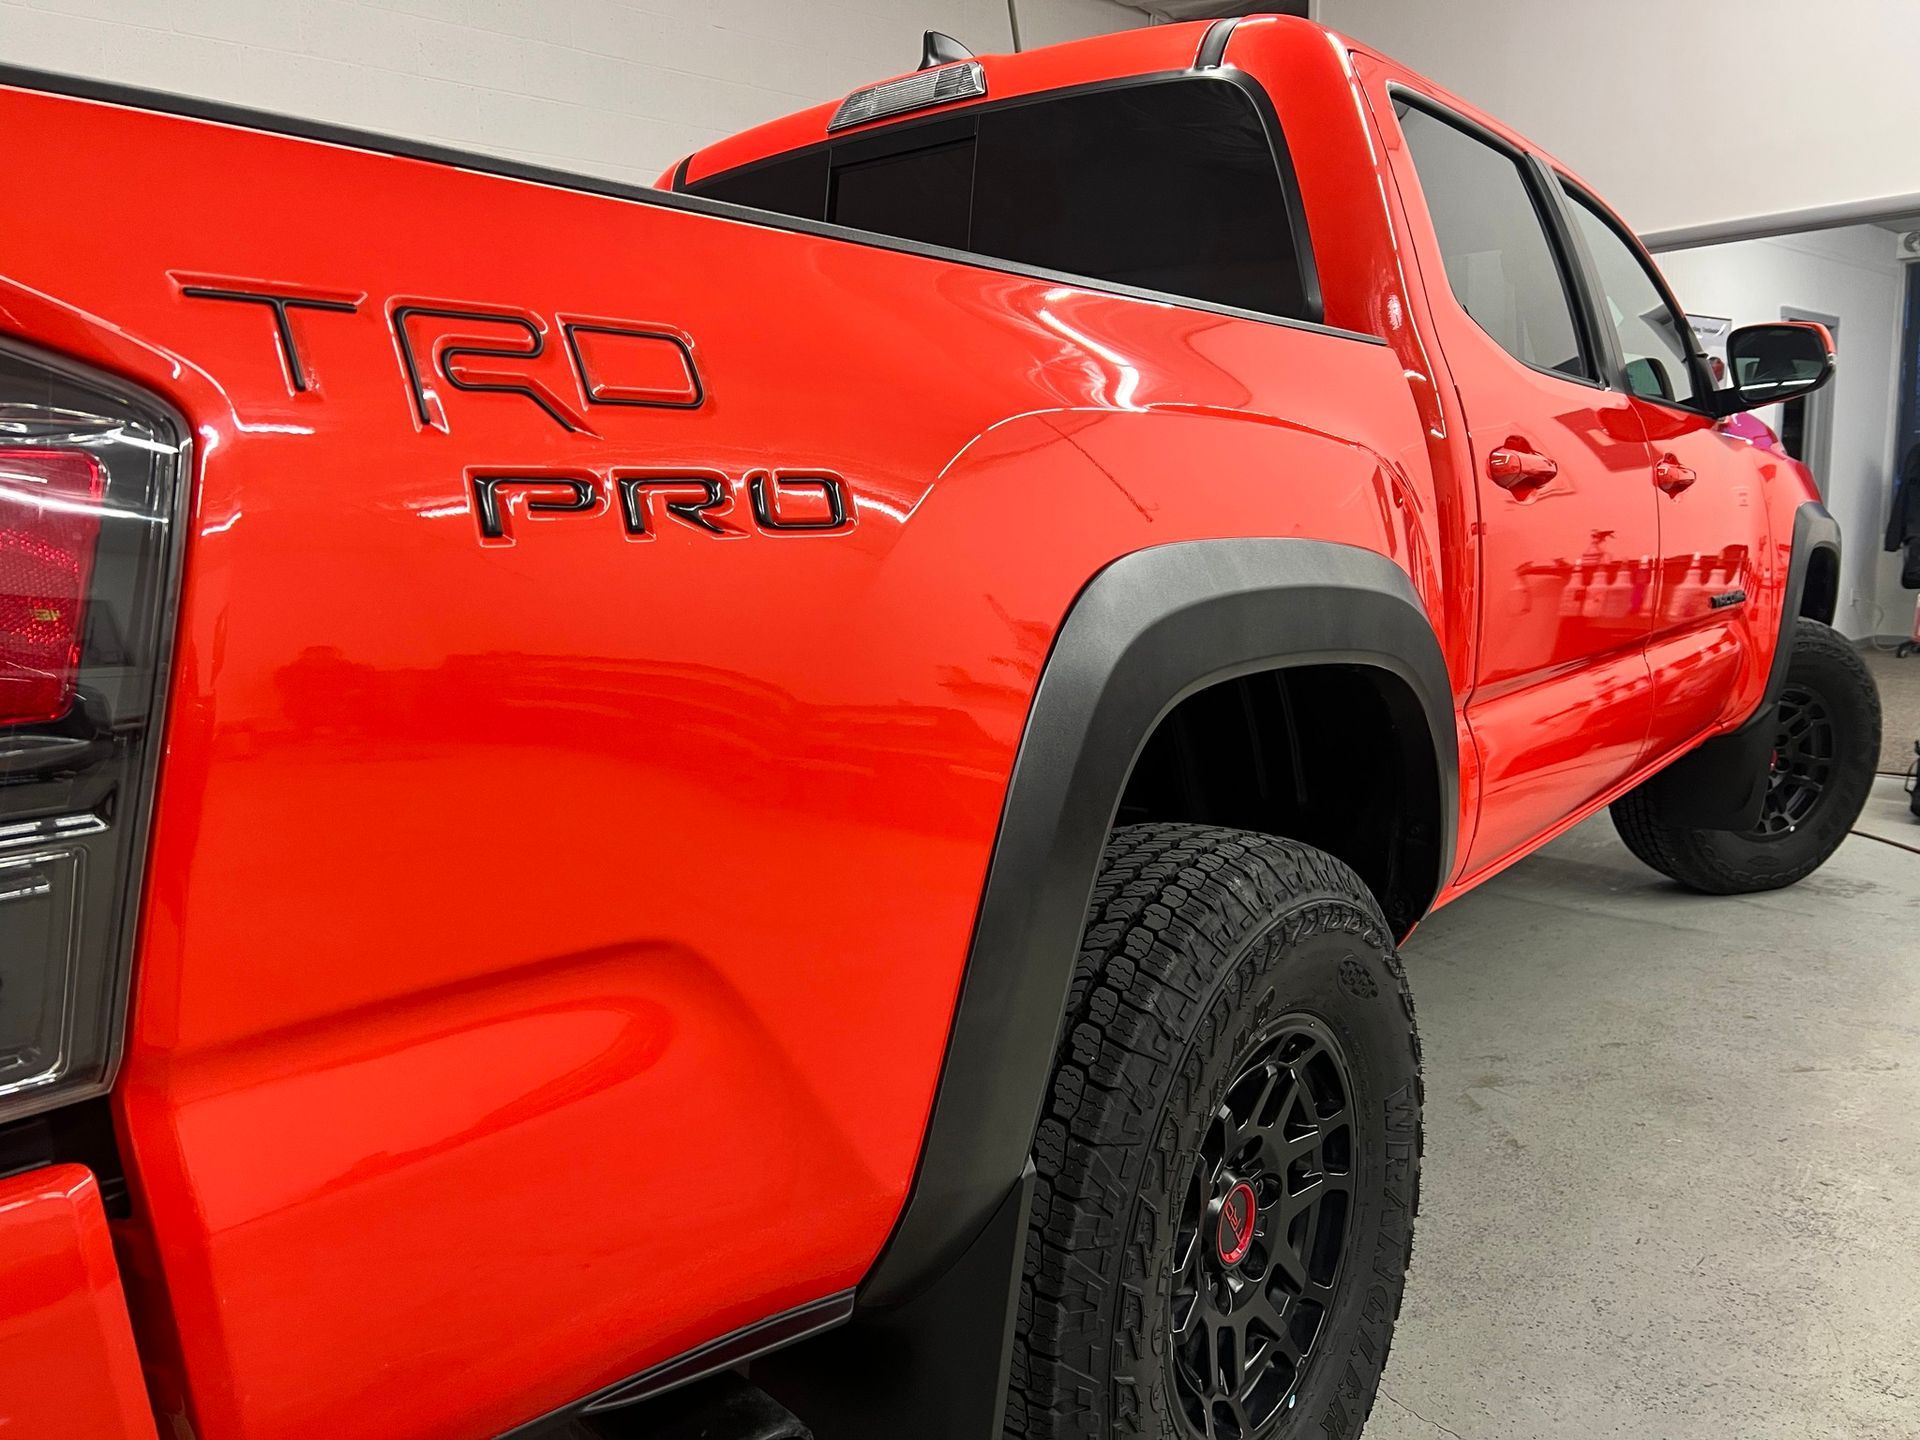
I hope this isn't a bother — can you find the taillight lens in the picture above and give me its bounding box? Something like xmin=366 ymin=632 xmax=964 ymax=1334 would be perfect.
xmin=0 ymin=344 xmax=184 ymax=1121
xmin=0 ymin=447 xmax=108 ymax=727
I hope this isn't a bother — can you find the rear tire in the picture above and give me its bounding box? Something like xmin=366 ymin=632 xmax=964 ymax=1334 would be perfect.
xmin=1007 ymin=824 xmax=1420 ymax=1440
xmin=1611 ymin=618 xmax=1880 ymax=893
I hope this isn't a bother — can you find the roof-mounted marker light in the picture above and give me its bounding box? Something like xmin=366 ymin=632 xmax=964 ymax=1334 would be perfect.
xmin=829 ymin=59 xmax=988 ymax=133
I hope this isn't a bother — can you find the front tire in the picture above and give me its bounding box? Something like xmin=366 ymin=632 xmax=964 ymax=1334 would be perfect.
xmin=1007 ymin=825 xmax=1421 ymax=1440
xmin=1611 ymin=618 xmax=1881 ymax=893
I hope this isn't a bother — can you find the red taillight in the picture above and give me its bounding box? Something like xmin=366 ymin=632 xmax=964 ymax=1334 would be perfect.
xmin=0 ymin=343 xmax=184 ymax=1124
xmin=0 ymin=446 xmax=106 ymax=726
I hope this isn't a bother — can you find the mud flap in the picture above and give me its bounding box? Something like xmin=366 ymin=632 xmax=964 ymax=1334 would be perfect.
xmin=1636 ymin=700 xmax=1775 ymax=831
xmin=755 ymin=1163 xmax=1036 ymax=1440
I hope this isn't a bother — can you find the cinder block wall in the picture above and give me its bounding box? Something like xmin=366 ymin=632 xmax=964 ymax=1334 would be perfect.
xmin=0 ymin=0 xmax=1152 ymax=185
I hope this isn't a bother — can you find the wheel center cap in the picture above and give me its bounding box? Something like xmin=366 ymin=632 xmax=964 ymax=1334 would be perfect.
xmin=1216 ymin=1181 xmax=1258 ymax=1266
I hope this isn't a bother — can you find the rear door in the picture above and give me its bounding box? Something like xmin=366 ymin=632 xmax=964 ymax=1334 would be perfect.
xmin=1375 ymin=83 xmax=1660 ymax=877
xmin=1555 ymin=182 xmax=1774 ymax=759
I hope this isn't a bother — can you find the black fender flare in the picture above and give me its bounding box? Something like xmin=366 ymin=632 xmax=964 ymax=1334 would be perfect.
xmin=759 ymin=540 xmax=1456 ymax=1438
xmin=1760 ymin=501 xmax=1842 ymax=697
xmin=863 ymin=537 xmax=1456 ymax=1309
xmin=1637 ymin=500 xmax=1841 ymax=830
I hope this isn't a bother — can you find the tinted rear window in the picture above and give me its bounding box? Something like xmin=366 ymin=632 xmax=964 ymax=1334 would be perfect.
xmin=832 ymin=139 xmax=974 ymax=248
xmin=690 ymin=78 xmax=1313 ymax=321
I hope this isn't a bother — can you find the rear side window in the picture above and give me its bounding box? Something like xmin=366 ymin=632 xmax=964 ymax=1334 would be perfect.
xmin=1394 ymin=100 xmax=1590 ymax=381
xmin=689 ymin=78 xmax=1313 ymax=322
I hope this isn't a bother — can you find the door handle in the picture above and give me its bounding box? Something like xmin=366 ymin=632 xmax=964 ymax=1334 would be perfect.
xmin=1654 ymin=454 xmax=1698 ymax=496
xmin=1487 ymin=444 xmax=1559 ymax=492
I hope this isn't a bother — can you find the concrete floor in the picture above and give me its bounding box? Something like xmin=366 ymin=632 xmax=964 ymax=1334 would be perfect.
xmin=1371 ymin=777 xmax=1920 ymax=1440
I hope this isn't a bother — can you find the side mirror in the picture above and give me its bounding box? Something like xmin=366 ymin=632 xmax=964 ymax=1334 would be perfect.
xmin=1708 ymin=321 xmax=1834 ymax=417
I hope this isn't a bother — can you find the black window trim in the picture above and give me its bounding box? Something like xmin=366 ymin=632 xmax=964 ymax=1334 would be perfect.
xmin=1553 ymin=172 xmax=1717 ymax=415
xmin=1386 ymin=84 xmax=1610 ymax=393
xmin=688 ymin=68 xmax=1329 ymax=332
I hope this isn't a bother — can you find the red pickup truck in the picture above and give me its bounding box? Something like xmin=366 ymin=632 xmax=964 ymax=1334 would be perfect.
xmin=0 ymin=15 xmax=1881 ymax=1440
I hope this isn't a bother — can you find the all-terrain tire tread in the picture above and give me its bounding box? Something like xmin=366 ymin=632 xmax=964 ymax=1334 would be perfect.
xmin=1008 ymin=823 xmax=1420 ymax=1440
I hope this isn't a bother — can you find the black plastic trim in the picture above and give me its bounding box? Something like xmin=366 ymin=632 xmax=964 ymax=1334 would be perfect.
xmin=669 ymin=154 xmax=691 ymax=192
xmin=859 ymin=538 xmax=1457 ymax=1310
xmin=1196 ymin=16 xmax=1241 ymax=70
xmin=755 ymin=1162 xmax=1036 ymax=1439
xmin=1524 ymin=155 xmax=1616 ymax=391
xmin=495 ymin=1291 xmax=856 ymax=1437
xmin=1636 ymin=501 xmax=1841 ymax=829
xmin=0 ymin=62 xmax=1376 ymax=351
xmin=1760 ymin=502 xmax=1842 ymax=712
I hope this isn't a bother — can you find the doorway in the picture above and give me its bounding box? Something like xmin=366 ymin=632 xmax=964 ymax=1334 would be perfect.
xmin=1778 ymin=304 xmax=1839 ymax=498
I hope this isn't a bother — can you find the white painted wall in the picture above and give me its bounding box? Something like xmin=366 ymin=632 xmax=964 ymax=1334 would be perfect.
xmin=1658 ymin=229 xmax=1911 ymax=640
xmin=1017 ymin=0 xmax=1158 ymax=48
xmin=1317 ymin=0 xmax=1920 ymax=244
xmin=0 ymin=0 xmax=1149 ymax=187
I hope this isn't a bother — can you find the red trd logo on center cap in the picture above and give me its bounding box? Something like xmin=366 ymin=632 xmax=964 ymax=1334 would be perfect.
xmin=1217 ymin=1182 xmax=1258 ymax=1266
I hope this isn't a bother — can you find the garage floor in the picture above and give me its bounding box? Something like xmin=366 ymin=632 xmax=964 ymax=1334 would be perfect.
xmin=1372 ymin=776 xmax=1920 ymax=1440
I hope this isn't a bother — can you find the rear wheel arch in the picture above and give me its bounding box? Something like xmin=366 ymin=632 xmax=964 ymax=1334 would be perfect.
xmin=1117 ymin=660 xmax=1445 ymax=936
xmin=760 ymin=539 xmax=1456 ymax=1439
xmin=876 ymin=538 xmax=1455 ymax=1302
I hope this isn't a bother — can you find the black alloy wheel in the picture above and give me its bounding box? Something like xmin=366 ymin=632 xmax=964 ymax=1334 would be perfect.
xmin=1748 ymin=682 xmax=1834 ymax=837
xmin=1170 ymin=1019 xmax=1355 ymax=1440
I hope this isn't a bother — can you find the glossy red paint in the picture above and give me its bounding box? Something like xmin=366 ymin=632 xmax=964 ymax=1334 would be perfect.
xmin=0 ymin=1165 xmax=157 ymax=1440
xmin=0 ymin=15 xmax=1816 ymax=1438
xmin=0 ymin=59 xmax=1434 ymax=1440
